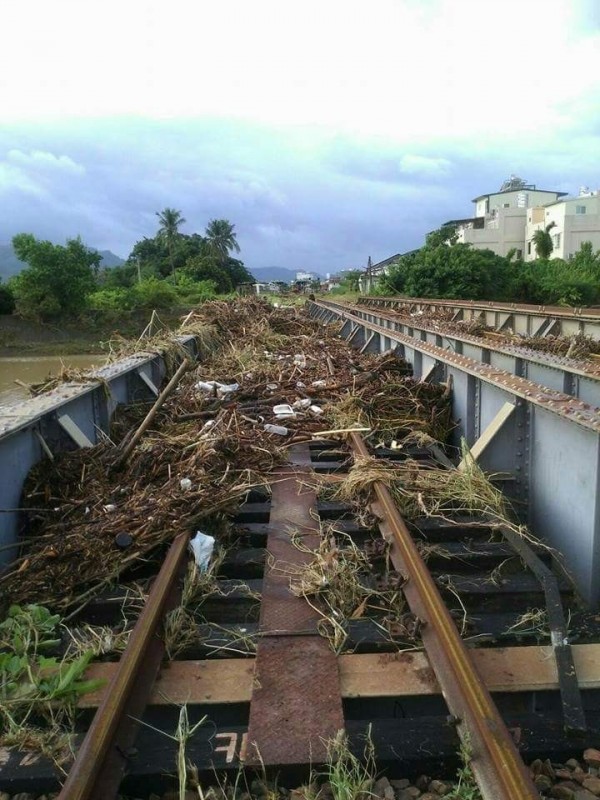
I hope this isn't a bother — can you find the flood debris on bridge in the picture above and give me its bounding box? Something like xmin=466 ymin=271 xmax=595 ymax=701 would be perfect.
xmin=364 ymin=302 xmax=600 ymax=360
xmin=0 ymin=298 xmax=452 ymax=614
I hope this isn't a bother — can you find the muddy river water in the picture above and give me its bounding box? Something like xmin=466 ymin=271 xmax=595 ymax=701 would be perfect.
xmin=0 ymin=355 xmax=105 ymax=407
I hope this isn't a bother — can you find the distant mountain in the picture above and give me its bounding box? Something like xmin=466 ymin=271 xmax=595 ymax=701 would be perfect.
xmin=96 ymin=250 xmax=125 ymax=268
xmin=0 ymin=243 xmax=124 ymax=281
xmin=251 ymin=266 xmax=327 ymax=283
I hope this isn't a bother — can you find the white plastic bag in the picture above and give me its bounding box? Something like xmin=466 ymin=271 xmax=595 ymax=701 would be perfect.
xmin=189 ymin=531 xmax=215 ymax=571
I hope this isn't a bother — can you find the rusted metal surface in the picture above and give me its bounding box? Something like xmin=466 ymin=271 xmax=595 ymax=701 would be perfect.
xmin=349 ymin=432 xmax=539 ymax=800
xmin=246 ymin=445 xmax=343 ymax=765
xmin=58 ymin=532 xmax=190 ymax=800
xmin=314 ymin=301 xmax=600 ymax=432
xmin=358 ymin=294 xmax=600 ymax=321
xmin=258 ymin=462 xmax=321 ymax=633
xmin=337 ymin=300 xmax=600 ymax=379
xmin=247 ymin=637 xmax=343 ymax=765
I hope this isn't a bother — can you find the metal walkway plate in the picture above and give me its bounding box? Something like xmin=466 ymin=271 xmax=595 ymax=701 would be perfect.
xmin=245 ymin=448 xmax=343 ymax=765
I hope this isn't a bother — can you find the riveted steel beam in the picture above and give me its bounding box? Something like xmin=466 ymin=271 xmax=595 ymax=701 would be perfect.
xmin=318 ymin=299 xmax=600 ymax=406
xmin=358 ymin=295 xmax=600 ymax=338
xmin=309 ymin=300 xmax=600 ymax=605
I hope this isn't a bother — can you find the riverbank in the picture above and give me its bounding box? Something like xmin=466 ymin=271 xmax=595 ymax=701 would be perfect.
xmin=0 ymin=309 xmax=189 ymax=356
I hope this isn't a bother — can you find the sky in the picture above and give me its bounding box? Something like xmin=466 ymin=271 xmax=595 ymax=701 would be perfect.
xmin=0 ymin=0 xmax=599 ymax=272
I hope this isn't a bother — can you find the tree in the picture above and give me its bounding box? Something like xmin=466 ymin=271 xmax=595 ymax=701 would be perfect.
xmin=11 ymin=234 xmax=100 ymax=320
xmin=532 ymin=222 xmax=556 ymax=260
xmin=205 ymin=219 xmax=240 ymax=262
xmin=223 ymin=257 xmax=254 ymax=287
xmin=339 ymin=269 xmax=363 ymax=291
xmin=0 ymin=280 xmax=15 ymax=314
xmin=183 ymin=256 xmax=233 ymax=293
xmin=570 ymin=241 xmax=600 ymax=276
xmin=156 ymin=208 xmax=186 ymax=274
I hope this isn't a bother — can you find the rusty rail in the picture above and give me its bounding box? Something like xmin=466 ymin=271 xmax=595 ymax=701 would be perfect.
xmin=349 ymin=432 xmax=539 ymax=800
xmin=58 ymin=532 xmax=190 ymax=800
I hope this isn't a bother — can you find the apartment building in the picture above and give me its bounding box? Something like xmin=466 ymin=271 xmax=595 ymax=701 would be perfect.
xmin=451 ymin=177 xmax=566 ymax=257
xmin=525 ymin=190 xmax=600 ymax=261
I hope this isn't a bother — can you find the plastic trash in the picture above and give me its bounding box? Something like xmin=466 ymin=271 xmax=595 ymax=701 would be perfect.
xmin=180 ymin=478 xmax=192 ymax=491
xmin=310 ymin=405 xmax=323 ymax=415
xmin=296 ymin=381 xmax=306 ymax=389
xmin=293 ymin=354 xmax=306 ymax=367
xmin=217 ymin=383 xmax=239 ymax=395
xmin=264 ymin=423 xmax=289 ymax=435
xmin=293 ymin=398 xmax=311 ymax=410
xmin=195 ymin=380 xmax=218 ymax=392
xmin=189 ymin=531 xmax=215 ymax=571
xmin=266 ymin=383 xmax=278 ymax=391
xmin=195 ymin=380 xmax=239 ymax=395
xmin=311 ymin=380 xmax=326 ymax=388
xmin=103 ymin=504 xmax=117 ymax=513
xmin=273 ymin=404 xmax=296 ymax=418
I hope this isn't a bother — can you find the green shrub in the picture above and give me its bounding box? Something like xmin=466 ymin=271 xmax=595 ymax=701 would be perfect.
xmin=132 ymin=278 xmax=179 ymax=310
xmin=175 ymin=278 xmax=218 ymax=305
xmin=0 ymin=283 xmax=15 ymax=314
xmin=88 ymin=288 xmax=134 ymax=311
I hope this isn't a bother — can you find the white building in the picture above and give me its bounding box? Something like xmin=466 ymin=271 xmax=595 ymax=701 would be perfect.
xmin=525 ymin=189 xmax=600 ymax=261
xmin=451 ymin=176 xmax=566 ymax=258
xmin=295 ymin=270 xmax=320 ymax=283
xmin=450 ymin=176 xmax=600 ymax=261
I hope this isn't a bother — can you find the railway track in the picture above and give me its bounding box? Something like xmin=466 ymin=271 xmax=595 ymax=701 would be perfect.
xmin=314 ymin=298 xmax=600 ymax=407
xmin=358 ymin=296 xmax=600 ymax=339
xmin=2 ymin=299 xmax=600 ymax=800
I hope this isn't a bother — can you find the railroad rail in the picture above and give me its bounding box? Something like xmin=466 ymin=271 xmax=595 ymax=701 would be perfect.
xmin=359 ymin=295 xmax=600 ymax=339
xmin=325 ymin=298 xmax=600 ymax=406
xmin=6 ymin=434 xmax=600 ymax=799
xmin=308 ymin=299 xmax=600 ymax=606
xmin=3 ymin=299 xmax=600 ymax=800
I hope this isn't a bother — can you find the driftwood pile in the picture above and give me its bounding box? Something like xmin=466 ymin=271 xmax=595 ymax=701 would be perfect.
xmin=1 ymin=298 xmax=452 ymax=612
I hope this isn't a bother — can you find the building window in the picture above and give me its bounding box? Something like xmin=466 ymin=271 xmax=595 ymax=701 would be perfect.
xmin=516 ymin=249 xmax=523 ymax=259
xmin=553 ymin=233 xmax=561 ymax=248
xmin=503 ymin=203 xmax=510 ymax=208
xmin=527 ymin=241 xmax=532 ymax=255
xmin=576 ymin=205 xmax=587 ymax=214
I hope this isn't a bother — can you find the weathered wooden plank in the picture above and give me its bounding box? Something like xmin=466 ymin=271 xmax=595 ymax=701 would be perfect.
xmin=339 ymin=644 xmax=600 ymax=696
xmin=80 ymin=658 xmax=255 ymax=707
xmin=79 ymin=643 xmax=600 ymax=709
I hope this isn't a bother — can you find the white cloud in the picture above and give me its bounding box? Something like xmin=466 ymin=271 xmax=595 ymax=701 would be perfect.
xmin=0 ymin=163 xmax=45 ymax=196
xmin=0 ymin=0 xmax=598 ymax=146
xmin=0 ymin=149 xmax=84 ymax=201
xmin=7 ymin=149 xmax=85 ymax=175
xmin=399 ymin=155 xmax=452 ymax=176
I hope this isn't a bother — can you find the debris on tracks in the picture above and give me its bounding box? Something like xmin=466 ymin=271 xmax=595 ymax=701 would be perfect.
xmin=1 ymin=298 xmax=452 ymax=613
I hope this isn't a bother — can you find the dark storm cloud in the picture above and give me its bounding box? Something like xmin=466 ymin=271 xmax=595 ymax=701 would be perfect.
xmin=1 ymin=118 xmax=600 ymax=272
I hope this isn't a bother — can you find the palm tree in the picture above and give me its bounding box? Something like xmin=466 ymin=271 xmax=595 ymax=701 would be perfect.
xmin=205 ymin=219 xmax=240 ymax=262
xmin=532 ymin=222 xmax=556 ymax=260
xmin=156 ymin=208 xmax=186 ymax=274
